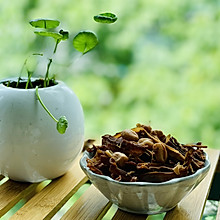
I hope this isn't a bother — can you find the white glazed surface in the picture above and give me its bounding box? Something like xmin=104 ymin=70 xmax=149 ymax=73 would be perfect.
xmin=80 ymin=152 xmax=210 ymax=215
xmin=0 ymin=79 xmax=84 ymax=182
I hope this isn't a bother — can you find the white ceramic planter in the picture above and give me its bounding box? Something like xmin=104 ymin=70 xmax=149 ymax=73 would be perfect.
xmin=0 ymin=78 xmax=84 ymax=182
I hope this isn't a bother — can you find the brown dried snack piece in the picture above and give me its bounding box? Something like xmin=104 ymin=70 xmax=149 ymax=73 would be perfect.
xmin=152 ymin=143 xmax=168 ymax=163
xmin=86 ymin=124 xmax=207 ymax=183
xmin=111 ymin=152 xmax=129 ymax=167
xmin=121 ymin=129 xmax=139 ymax=141
xmin=138 ymin=138 xmax=154 ymax=148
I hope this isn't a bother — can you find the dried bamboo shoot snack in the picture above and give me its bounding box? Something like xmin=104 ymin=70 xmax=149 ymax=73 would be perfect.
xmin=86 ymin=124 xmax=207 ymax=183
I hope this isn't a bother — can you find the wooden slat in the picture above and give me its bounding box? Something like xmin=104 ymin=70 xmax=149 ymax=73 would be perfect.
xmin=216 ymin=154 xmax=220 ymax=173
xmin=164 ymin=148 xmax=219 ymax=220
xmin=61 ymin=184 xmax=110 ymax=220
xmin=215 ymin=156 xmax=220 ymax=217
xmin=0 ymin=180 xmax=41 ymax=217
xmin=112 ymin=209 xmax=148 ymax=220
xmin=217 ymin=202 xmax=220 ymax=220
xmin=1 ymin=148 xmax=218 ymax=220
xmin=10 ymin=154 xmax=87 ymax=220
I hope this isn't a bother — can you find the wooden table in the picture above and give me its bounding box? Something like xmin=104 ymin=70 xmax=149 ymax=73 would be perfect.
xmin=0 ymin=148 xmax=219 ymax=220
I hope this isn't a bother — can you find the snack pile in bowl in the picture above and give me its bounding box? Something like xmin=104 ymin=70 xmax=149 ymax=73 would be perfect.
xmin=86 ymin=123 xmax=207 ymax=183
xmin=81 ymin=123 xmax=210 ymax=214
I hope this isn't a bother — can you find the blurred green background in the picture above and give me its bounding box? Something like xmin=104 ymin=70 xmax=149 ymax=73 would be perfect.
xmin=1 ymin=0 xmax=220 ymax=149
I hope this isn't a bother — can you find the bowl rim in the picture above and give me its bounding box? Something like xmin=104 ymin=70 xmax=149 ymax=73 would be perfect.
xmin=80 ymin=151 xmax=210 ymax=186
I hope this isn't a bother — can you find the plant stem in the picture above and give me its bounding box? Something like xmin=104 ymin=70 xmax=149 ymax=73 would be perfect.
xmin=17 ymin=57 xmax=28 ymax=88
xmin=18 ymin=53 xmax=43 ymax=88
xmin=44 ymin=40 xmax=60 ymax=87
xmin=53 ymin=39 xmax=60 ymax=54
xmin=16 ymin=77 xmax=21 ymax=88
xmin=44 ymin=58 xmax=52 ymax=87
xmin=35 ymin=86 xmax=58 ymax=123
xmin=25 ymin=71 xmax=33 ymax=89
xmin=25 ymin=78 xmax=29 ymax=89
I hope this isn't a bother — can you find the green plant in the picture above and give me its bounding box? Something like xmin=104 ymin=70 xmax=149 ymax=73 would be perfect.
xmin=29 ymin=13 xmax=117 ymax=88
xmin=35 ymin=86 xmax=68 ymax=134
xmin=10 ymin=13 xmax=117 ymax=134
xmin=29 ymin=19 xmax=98 ymax=88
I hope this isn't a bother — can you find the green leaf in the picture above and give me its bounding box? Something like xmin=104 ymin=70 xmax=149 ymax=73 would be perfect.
xmin=29 ymin=19 xmax=60 ymax=29
xmin=73 ymin=31 xmax=98 ymax=54
xmin=94 ymin=13 xmax=117 ymax=24
xmin=26 ymin=54 xmax=40 ymax=72
xmin=34 ymin=31 xmax=63 ymax=40
xmin=59 ymin=29 xmax=69 ymax=40
xmin=57 ymin=116 xmax=68 ymax=134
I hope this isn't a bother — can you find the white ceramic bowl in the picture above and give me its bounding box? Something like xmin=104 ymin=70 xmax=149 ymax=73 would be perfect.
xmin=80 ymin=151 xmax=210 ymax=215
xmin=0 ymin=78 xmax=84 ymax=182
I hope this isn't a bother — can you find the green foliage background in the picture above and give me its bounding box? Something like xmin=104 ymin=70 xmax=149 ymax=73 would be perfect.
xmin=1 ymin=0 xmax=220 ymax=149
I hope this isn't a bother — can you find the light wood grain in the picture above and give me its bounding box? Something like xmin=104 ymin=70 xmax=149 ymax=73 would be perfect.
xmin=216 ymin=202 xmax=220 ymax=220
xmin=0 ymin=148 xmax=218 ymax=220
xmin=216 ymin=154 xmax=220 ymax=173
xmin=61 ymin=184 xmax=110 ymax=220
xmin=10 ymin=154 xmax=87 ymax=220
xmin=164 ymin=148 xmax=219 ymax=220
xmin=0 ymin=180 xmax=40 ymax=217
xmin=112 ymin=209 xmax=148 ymax=220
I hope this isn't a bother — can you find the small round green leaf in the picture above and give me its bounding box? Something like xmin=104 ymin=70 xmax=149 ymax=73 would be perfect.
xmin=94 ymin=13 xmax=117 ymax=24
xmin=73 ymin=31 xmax=98 ymax=54
xmin=57 ymin=116 xmax=68 ymax=134
xmin=34 ymin=31 xmax=63 ymax=40
xmin=30 ymin=19 xmax=60 ymax=29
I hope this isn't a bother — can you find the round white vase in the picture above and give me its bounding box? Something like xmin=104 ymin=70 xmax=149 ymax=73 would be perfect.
xmin=0 ymin=78 xmax=84 ymax=182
